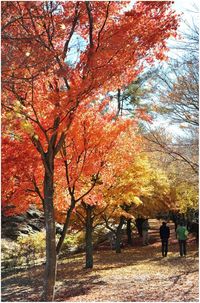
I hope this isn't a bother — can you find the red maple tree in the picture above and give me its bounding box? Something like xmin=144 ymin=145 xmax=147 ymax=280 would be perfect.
xmin=2 ymin=1 xmax=179 ymax=300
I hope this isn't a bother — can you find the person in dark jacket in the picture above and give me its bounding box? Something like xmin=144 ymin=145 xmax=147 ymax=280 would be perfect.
xmin=160 ymin=222 xmax=170 ymax=257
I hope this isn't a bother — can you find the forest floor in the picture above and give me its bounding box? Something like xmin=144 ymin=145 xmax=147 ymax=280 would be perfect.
xmin=1 ymin=219 xmax=199 ymax=302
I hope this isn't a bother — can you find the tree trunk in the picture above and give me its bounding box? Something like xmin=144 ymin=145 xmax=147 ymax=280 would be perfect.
xmin=115 ymin=216 xmax=125 ymax=253
xmin=31 ymin=123 xmax=66 ymax=301
xmin=56 ymin=199 xmax=75 ymax=255
xmin=85 ymin=204 xmax=94 ymax=268
xmin=42 ymin=171 xmax=57 ymax=302
xmin=127 ymin=218 xmax=133 ymax=246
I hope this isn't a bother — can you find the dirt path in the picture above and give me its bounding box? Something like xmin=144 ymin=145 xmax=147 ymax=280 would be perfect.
xmin=1 ymin=219 xmax=199 ymax=302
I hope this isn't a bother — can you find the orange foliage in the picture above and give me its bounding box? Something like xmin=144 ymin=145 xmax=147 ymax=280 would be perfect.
xmin=1 ymin=1 xmax=179 ymax=216
xmin=2 ymin=136 xmax=43 ymax=215
xmin=53 ymin=102 xmax=138 ymax=219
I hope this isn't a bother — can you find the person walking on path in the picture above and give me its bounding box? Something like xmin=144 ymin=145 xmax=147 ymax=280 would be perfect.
xmin=142 ymin=219 xmax=149 ymax=245
xmin=159 ymin=222 xmax=170 ymax=257
xmin=176 ymin=222 xmax=188 ymax=257
xmin=135 ymin=217 xmax=145 ymax=237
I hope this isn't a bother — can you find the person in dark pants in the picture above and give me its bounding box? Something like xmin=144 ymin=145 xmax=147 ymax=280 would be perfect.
xmin=159 ymin=222 xmax=170 ymax=257
xmin=176 ymin=222 xmax=188 ymax=257
xmin=142 ymin=219 xmax=149 ymax=245
xmin=135 ymin=217 xmax=145 ymax=237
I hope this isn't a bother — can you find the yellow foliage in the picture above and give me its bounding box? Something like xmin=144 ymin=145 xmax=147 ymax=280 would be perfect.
xmin=103 ymin=151 xmax=174 ymax=219
xmin=174 ymin=182 xmax=198 ymax=213
xmin=103 ymin=153 xmax=156 ymax=218
xmin=5 ymin=112 xmax=13 ymax=120
xmin=20 ymin=120 xmax=35 ymax=135
xmin=132 ymin=196 xmax=143 ymax=206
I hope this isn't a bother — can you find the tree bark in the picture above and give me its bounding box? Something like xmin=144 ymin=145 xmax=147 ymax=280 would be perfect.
xmin=56 ymin=199 xmax=75 ymax=255
xmin=115 ymin=216 xmax=125 ymax=253
xmin=126 ymin=218 xmax=133 ymax=246
xmin=42 ymin=169 xmax=57 ymax=302
xmin=32 ymin=131 xmax=64 ymax=301
xmin=85 ymin=204 xmax=94 ymax=268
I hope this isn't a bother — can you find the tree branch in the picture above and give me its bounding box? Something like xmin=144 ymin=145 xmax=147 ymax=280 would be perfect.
xmin=85 ymin=1 xmax=94 ymax=48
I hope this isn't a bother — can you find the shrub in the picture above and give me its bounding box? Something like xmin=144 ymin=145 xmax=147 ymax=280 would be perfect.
xmin=17 ymin=231 xmax=45 ymax=266
xmin=1 ymin=231 xmax=46 ymax=271
xmin=58 ymin=231 xmax=85 ymax=255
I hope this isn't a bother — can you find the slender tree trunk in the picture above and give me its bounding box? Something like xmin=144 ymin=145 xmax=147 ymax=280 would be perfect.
xmin=127 ymin=218 xmax=133 ymax=246
xmin=85 ymin=204 xmax=94 ymax=268
xmin=115 ymin=216 xmax=125 ymax=253
xmin=56 ymin=199 xmax=75 ymax=255
xmin=42 ymin=171 xmax=57 ymax=302
xmin=32 ymin=122 xmax=66 ymax=301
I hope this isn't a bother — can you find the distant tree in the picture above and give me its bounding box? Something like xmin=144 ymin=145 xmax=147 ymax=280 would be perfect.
xmin=143 ymin=127 xmax=198 ymax=175
xmin=142 ymin=16 xmax=198 ymax=176
xmin=141 ymin=135 xmax=198 ymax=219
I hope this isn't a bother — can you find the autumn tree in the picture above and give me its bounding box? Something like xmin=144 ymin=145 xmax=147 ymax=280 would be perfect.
xmin=81 ymin=127 xmax=144 ymax=259
xmin=141 ymin=134 xmax=198 ymax=225
xmin=100 ymin=133 xmax=152 ymax=253
xmin=143 ymin=126 xmax=198 ymax=176
xmin=2 ymin=1 xmax=179 ymax=301
xmin=54 ymin=120 xmax=150 ymax=264
xmin=157 ymin=19 xmax=199 ymax=128
xmin=68 ymin=199 xmax=107 ymax=269
xmin=102 ymin=149 xmax=175 ymax=253
xmin=142 ymin=15 xmax=198 ymax=177
xmin=54 ymin=101 xmax=135 ymax=256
